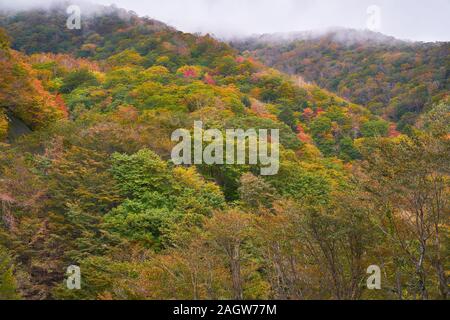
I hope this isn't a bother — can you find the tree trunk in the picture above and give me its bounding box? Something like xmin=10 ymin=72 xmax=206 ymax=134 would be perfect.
xmin=433 ymin=260 xmax=448 ymax=300
xmin=230 ymin=243 xmax=243 ymax=300
xmin=416 ymin=243 xmax=428 ymax=300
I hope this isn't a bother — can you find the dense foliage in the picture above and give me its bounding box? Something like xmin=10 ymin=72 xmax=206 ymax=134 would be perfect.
xmin=234 ymin=29 xmax=450 ymax=130
xmin=0 ymin=5 xmax=448 ymax=300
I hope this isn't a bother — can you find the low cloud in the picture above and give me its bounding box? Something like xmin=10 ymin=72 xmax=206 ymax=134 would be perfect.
xmin=1 ymin=0 xmax=449 ymax=41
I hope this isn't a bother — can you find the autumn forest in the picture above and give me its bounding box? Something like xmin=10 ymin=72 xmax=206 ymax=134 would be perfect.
xmin=0 ymin=2 xmax=448 ymax=301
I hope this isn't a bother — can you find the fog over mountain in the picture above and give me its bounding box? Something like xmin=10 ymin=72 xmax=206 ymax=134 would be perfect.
xmin=0 ymin=0 xmax=449 ymax=42
xmin=230 ymin=28 xmax=410 ymax=48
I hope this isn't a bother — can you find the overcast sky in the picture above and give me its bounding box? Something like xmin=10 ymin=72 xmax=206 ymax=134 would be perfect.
xmin=2 ymin=0 xmax=450 ymax=41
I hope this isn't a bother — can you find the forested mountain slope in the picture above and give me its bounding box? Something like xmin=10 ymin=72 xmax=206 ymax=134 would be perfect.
xmin=0 ymin=5 xmax=392 ymax=159
xmin=233 ymin=29 xmax=450 ymax=130
xmin=0 ymin=30 xmax=66 ymax=141
xmin=0 ymin=4 xmax=448 ymax=301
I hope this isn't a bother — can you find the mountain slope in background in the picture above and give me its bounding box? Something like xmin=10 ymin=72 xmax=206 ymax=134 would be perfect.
xmin=232 ymin=28 xmax=450 ymax=131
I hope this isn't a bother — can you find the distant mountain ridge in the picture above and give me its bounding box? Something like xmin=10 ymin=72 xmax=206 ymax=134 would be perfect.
xmin=232 ymin=29 xmax=449 ymax=127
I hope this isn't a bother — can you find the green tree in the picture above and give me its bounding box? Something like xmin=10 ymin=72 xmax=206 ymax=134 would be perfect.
xmin=60 ymin=69 xmax=99 ymax=94
xmin=0 ymin=28 xmax=10 ymax=52
xmin=339 ymin=136 xmax=361 ymax=161
xmin=278 ymin=106 xmax=297 ymax=131
xmin=361 ymin=120 xmax=389 ymax=138
xmin=110 ymin=149 xmax=173 ymax=199
xmin=0 ymin=246 xmax=20 ymax=300
xmin=420 ymin=101 xmax=450 ymax=137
